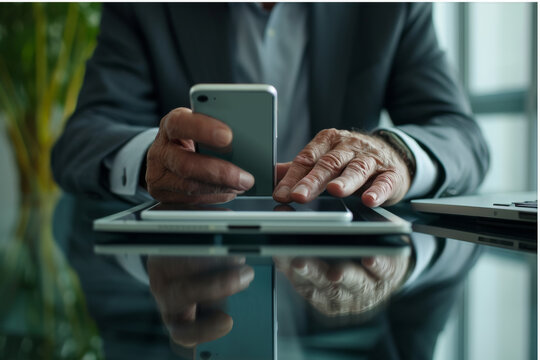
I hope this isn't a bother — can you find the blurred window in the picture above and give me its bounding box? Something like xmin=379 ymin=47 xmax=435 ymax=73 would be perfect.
xmin=432 ymin=4 xmax=537 ymax=360
xmin=469 ymin=3 xmax=531 ymax=94
xmin=476 ymin=113 xmax=530 ymax=193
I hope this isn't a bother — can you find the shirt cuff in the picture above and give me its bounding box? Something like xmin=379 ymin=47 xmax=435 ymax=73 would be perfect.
xmin=375 ymin=127 xmax=439 ymax=199
xmin=401 ymin=235 xmax=437 ymax=289
xmin=109 ymin=128 xmax=158 ymax=202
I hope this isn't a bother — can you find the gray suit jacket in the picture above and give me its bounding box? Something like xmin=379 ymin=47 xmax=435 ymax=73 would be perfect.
xmin=51 ymin=3 xmax=489 ymax=200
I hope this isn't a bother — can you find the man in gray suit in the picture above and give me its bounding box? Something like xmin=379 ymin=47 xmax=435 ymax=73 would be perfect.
xmin=52 ymin=3 xmax=488 ymax=207
xmin=51 ymin=3 xmax=488 ymax=359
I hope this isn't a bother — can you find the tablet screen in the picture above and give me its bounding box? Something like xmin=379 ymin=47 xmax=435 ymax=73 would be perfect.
xmin=150 ymin=197 xmax=348 ymax=212
xmin=141 ymin=196 xmax=353 ymax=222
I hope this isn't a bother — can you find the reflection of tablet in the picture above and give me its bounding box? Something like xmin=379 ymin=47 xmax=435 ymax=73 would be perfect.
xmin=141 ymin=196 xmax=353 ymax=223
xmin=93 ymin=195 xmax=412 ymax=256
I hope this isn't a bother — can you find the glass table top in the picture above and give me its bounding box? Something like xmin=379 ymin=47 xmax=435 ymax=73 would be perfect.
xmin=0 ymin=194 xmax=536 ymax=360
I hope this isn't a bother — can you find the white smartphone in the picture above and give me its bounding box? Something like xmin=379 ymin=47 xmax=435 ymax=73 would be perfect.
xmin=190 ymin=84 xmax=277 ymax=196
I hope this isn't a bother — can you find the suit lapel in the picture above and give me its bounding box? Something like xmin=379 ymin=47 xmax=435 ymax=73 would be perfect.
xmin=309 ymin=4 xmax=358 ymax=136
xmin=166 ymin=3 xmax=233 ymax=84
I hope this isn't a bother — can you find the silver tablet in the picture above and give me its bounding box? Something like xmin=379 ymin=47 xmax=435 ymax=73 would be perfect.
xmin=93 ymin=196 xmax=411 ymax=256
xmin=93 ymin=196 xmax=410 ymax=236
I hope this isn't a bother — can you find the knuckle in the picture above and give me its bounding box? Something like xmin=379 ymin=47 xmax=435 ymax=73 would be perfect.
xmin=319 ymin=128 xmax=338 ymax=137
xmin=294 ymin=149 xmax=318 ymax=167
xmin=347 ymin=158 xmax=374 ymax=179
xmin=316 ymin=128 xmax=342 ymax=143
xmin=313 ymin=128 xmax=339 ymax=144
xmin=376 ymin=173 xmax=396 ymax=194
xmin=317 ymin=151 xmax=345 ymax=174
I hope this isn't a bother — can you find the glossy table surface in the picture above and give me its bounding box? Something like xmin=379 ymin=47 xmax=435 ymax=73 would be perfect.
xmin=0 ymin=195 xmax=536 ymax=360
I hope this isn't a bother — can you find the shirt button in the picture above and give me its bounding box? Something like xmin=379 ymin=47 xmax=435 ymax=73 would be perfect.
xmin=267 ymin=28 xmax=275 ymax=38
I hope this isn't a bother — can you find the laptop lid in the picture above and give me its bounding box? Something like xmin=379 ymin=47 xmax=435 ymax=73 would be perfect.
xmin=411 ymin=191 xmax=537 ymax=223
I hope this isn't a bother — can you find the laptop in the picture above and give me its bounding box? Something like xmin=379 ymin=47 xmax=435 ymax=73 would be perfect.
xmin=411 ymin=191 xmax=537 ymax=223
xmin=411 ymin=191 xmax=537 ymax=252
xmin=93 ymin=196 xmax=412 ymax=256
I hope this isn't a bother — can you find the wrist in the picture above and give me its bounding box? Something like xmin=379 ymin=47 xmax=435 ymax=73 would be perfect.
xmin=375 ymin=129 xmax=416 ymax=180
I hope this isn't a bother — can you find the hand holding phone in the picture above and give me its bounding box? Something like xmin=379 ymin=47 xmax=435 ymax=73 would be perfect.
xmin=145 ymin=107 xmax=255 ymax=204
xmin=190 ymin=84 xmax=277 ymax=196
xmin=147 ymin=256 xmax=254 ymax=347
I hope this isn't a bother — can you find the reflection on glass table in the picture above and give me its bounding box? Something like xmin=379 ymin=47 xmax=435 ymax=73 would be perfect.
xmin=144 ymin=251 xmax=411 ymax=360
xmin=70 ymin=197 xmax=500 ymax=360
xmin=1 ymin=195 xmax=536 ymax=360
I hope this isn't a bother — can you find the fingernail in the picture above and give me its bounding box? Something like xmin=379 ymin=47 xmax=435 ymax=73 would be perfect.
xmin=274 ymin=186 xmax=290 ymax=200
xmin=293 ymin=264 xmax=308 ymax=276
xmin=366 ymin=192 xmax=378 ymax=202
xmin=240 ymin=266 xmax=254 ymax=286
xmin=239 ymin=172 xmax=254 ymax=190
xmin=293 ymin=185 xmax=309 ymax=198
xmin=214 ymin=128 xmax=232 ymax=146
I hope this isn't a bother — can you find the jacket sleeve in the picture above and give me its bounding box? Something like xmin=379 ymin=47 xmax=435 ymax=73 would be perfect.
xmin=51 ymin=4 xmax=159 ymax=200
xmin=384 ymin=3 xmax=490 ymax=197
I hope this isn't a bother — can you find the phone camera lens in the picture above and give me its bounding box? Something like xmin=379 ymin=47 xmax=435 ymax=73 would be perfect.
xmin=197 ymin=95 xmax=208 ymax=103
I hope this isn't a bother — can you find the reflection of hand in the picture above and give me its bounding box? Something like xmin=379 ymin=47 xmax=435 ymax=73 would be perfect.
xmin=272 ymin=204 xmax=295 ymax=211
xmin=148 ymin=256 xmax=255 ymax=347
xmin=274 ymin=255 xmax=410 ymax=316
xmin=145 ymin=108 xmax=254 ymax=204
xmin=272 ymin=129 xmax=411 ymax=207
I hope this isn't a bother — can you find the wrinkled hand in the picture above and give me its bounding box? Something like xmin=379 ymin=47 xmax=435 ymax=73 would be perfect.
xmin=146 ymin=108 xmax=254 ymax=204
xmin=148 ymin=256 xmax=255 ymax=347
xmin=274 ymin=255 xmax=410 ymax=316
xmin=273 ymin=129 xmax=411 ymax=207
